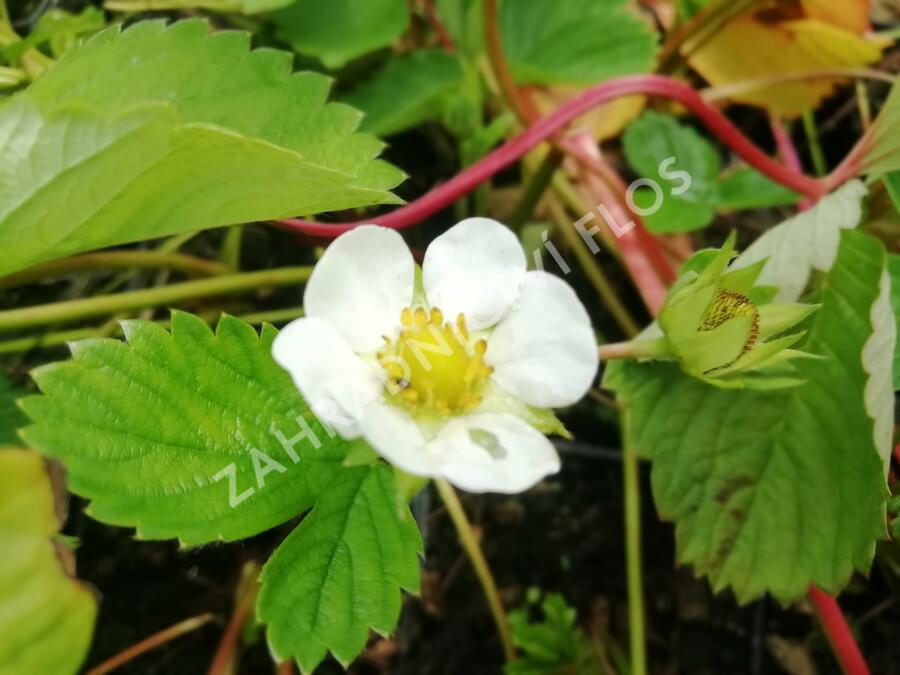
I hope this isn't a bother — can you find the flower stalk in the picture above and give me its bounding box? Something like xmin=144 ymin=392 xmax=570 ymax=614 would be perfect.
xmin=435 ymin=478 xmax=517 ymax=662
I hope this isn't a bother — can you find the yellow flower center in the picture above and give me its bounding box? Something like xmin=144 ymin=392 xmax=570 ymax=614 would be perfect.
xmin=699 ymin=289 xmax=760 ymax=356
xmin=377 ymin=307 xmax=493 ymax=418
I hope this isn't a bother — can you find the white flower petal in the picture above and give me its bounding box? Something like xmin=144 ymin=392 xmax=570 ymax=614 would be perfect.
xmin=430 ymin=413 xmax=560 ymax=494
xmin=360 ymin=399 xmax=440 ymax=477
xmin=272 ymin=317 xmax=382 ymax=438
xmin=423 ymin=217 xmax=526 ymax=329
xmin=487 ymin=271 xmax=598 ymax=408
xmin=304 ymin=225 xmax=415 ymax=352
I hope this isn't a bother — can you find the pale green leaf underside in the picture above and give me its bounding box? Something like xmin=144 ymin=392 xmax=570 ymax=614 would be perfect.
xmin=271 ymin=0 xmax=409 ymax=68
xmin=258 ymin=463 xmax=422 ymax=674
xmin=21 ymin=313 xmax=349 ymax=546
xmin=733 ymin=181 xmax=866 ymax=301
xmin=343 ymin=49 xmax=464 ymax=137
xmin=605 ymin=230 xmax=888 ymax=603
xmin=888 ymin=254 xmax=900 ymax=390
xmin=860 ymin=79 xmax=900 ymax=180
xmin=0 ymin=449 xmax=96 ymax=675
xmin=0 ymin=19 xmax=403 ymax=277
xmin=500 ymin=0 xmax=657 ymax=86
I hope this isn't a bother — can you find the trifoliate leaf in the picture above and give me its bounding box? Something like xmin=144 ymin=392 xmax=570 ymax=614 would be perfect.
xmin=343 ymin=50 xmax=464 ymax=137
xmin=0 ymin=449 xmax=97 ymax=675
xmin=270 ymin=0 xmax=409 ymax=69
xmin=622 ymin=111 xmax=798 ymax=233
xmin=20 ymin=312 xmax=349 ymax=546
xmin=499 ymin=0 xmax=658 ymax=87
xmin=258 ymin=463 xmax=421 ymax=674
xmin=0 ymin=19 xmax=403 ymax=277
xmin=605 ymin=230 xmax=890 ymax=602
xmin=506 ymin=592 xmax=600 ymax=675
xmin=0 ymin=375 xmax=27 ymax=448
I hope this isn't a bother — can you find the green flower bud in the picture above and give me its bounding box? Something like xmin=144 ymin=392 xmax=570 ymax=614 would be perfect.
xmin=656 ymin=232 xmax=818 ymax=389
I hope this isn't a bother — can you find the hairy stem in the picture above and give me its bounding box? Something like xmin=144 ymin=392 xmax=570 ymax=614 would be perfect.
xmin=85 ymin=614 xmax=215 ymax=675
xmin=598 ymin=338 xmax=669 ymax=361
xmin=547 ymin=198 xmax=642 ymax=338
xmin=0 ymin=308 xmax=303 ymax=355
xmin=0 ymin=267 xmax=312 ymax=331
xmin=622 ymin=409 xmax=647 ymax=675
xmin=509 ymin=148 xmax=563 ymax=229
xmin=802 ymin=109 xmax=828 ymax=177
xmin=277 ymin=75 xmax=826 ymax=238
xmin=0 ymin=251 xmax=228 ymax=290
xmin=435 ymin=478 xmax=517 ymax=662
xmin=208 ymin=562 xmax=261 ymax=675
xmin=809 ymin=586 xmax=869 ymax=675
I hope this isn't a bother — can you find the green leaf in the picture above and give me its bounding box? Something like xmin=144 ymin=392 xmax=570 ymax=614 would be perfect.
xmin=714 ymin=168 xmax=800 ymax=210
xmin=885 ymin=171 xmax=900 ymax=213
xmin=0 ymin=375 xmax=27 ymax=448
xmin=0 ymin=449 xmax=97 ymax=675
xmin=859 ymin=79 xmax=900 ymax=180
xmin=20 ymin=313 xmax=349 ymax=545
xmin=506 ymin=592 xmax=600 ymax=675
xmin=258 ymin=463 xmax=421 ymax=674
xmin=435 ymin=0 xmax=483 ymax=57
xmin=1 ymin=7 xmax=105 ymax=61
xmin=499 ymin=0 xmax=658 ymax=86
xmin=605 ymin=230 xmax=890 ymax=602
xmin=623 ymin=111 xmax=798 ymax=233
xmin=0 ymin=19 xmax=403 ymax=277
xmin=888 ymin=254 xmax=900 ymax=390
xmin=343 ymin=50 xmax=464 ymax=137
xmin=270 ymin=0 xmax=409 ymax=68
xmin=623 ymin=111 xmax=719 ymax=233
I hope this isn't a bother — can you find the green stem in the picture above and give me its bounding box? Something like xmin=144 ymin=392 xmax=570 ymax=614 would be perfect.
xmin=802 ymin=109 xmax=828 ymax=177
xmin=509 ymin=149 xmax=563 ymax=229
xmin=0 ymin=307 xmax=303 ymax=354
xmin=435 ymin=478 xmax=517 ymax=662
xmin=220 ymin=226 xmax=243 ymax=272
xmin=0 ymin=267 xmax=312 ymax=332
xmin=84 ymin=614 xmax=215 ymax=675
xmin=0 ymin=251 xmax=229 ymax=289
xmin=621 ymin=407 xmax=646 ymax=675
xmin=598 ymin=338 xmax=669 ymax=361
xmin=547 ymin=198 xmax=641 ymax=338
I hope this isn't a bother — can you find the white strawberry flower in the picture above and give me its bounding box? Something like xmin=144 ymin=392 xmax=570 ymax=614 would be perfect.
xmin=272 ymin=218 xmax=598 ymax=494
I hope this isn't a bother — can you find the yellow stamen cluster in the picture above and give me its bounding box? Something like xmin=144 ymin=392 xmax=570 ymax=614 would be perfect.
xmin=377 ymin=307 xmax=493 ymax=418
xmin=699 ymin=289 xmax=760 ymax=353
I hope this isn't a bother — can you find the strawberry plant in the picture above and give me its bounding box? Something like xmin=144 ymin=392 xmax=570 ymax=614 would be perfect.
xmin=1 ymin=1 xmax=899 ymax=674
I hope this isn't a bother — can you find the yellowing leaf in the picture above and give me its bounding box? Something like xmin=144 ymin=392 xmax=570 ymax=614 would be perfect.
xmin=686 ymin=1 xmax=884 ymax=117
xmin=0 ymin=449 xmax=97 ymax=675
xmin=531 ymin=87 xmax=647 ymax=140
